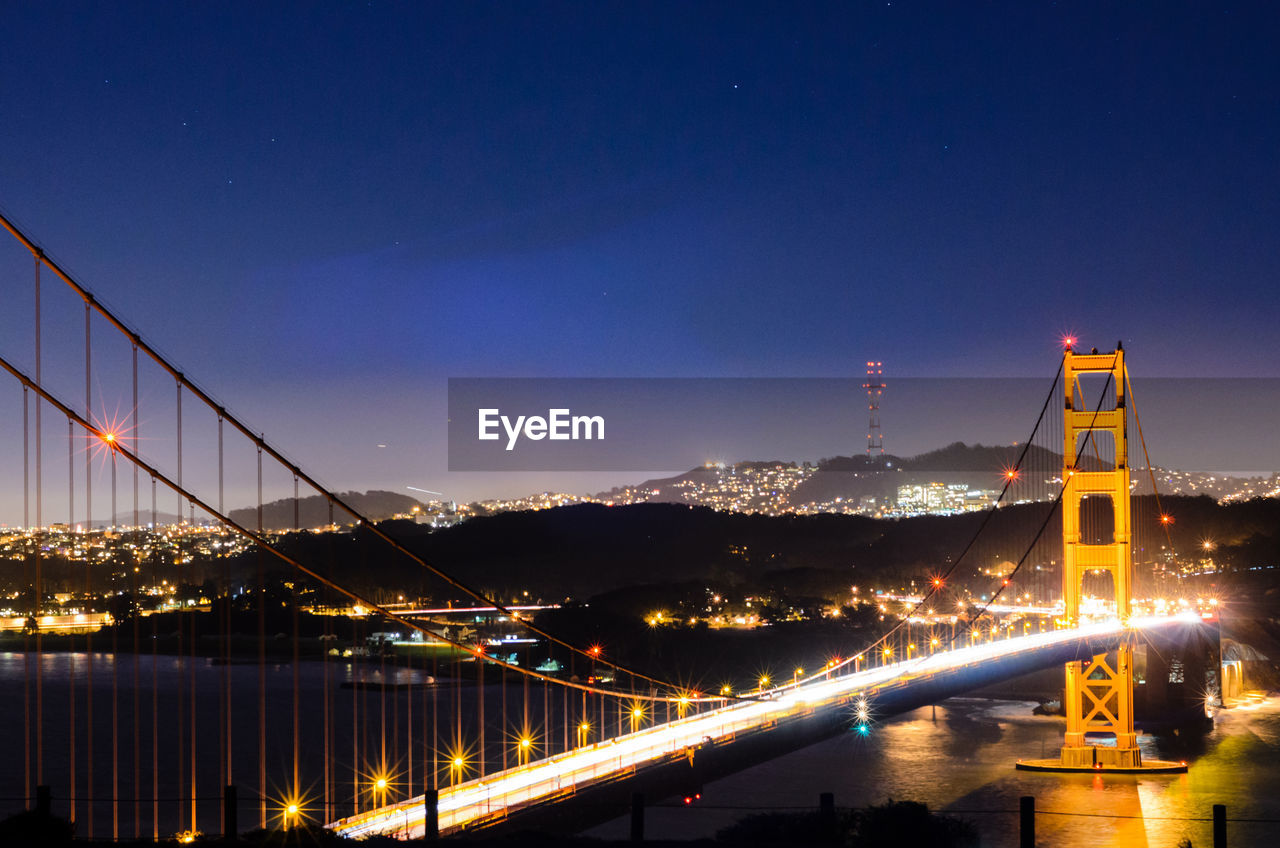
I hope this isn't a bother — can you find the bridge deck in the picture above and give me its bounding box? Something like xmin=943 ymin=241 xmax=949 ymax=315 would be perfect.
xmin=332 ymin=616 xmax=1199 ymax=838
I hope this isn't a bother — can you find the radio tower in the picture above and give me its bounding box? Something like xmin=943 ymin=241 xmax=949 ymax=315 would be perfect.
xmin=863 ymin=361 xmax=884 ymax=458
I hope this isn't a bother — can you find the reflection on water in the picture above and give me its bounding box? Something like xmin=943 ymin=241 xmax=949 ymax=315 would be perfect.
xmin=0 ymin=650 xmax=580 ymax=839
xmin=589 ymin=696 xmax=1280 ymax=847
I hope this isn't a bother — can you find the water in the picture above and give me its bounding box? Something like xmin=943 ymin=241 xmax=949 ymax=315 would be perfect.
xmin=0 ymin=650 xmax=581 ymax=839
xmin=588 ymin=696 xmax=1280 ymax=847
xmin=4 ymin=650 xmax=1279 ymax=845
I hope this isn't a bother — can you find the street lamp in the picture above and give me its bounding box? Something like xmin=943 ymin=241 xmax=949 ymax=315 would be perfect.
xmin=372 ymin=774 xmax=389 ymax=807
xmin=517 ymin=735 xmax=532 ymax=766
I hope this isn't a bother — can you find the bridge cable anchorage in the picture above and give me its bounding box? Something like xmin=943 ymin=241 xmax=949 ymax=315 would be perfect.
xmin=0 ymin=352 xmax=712 ymax=703
xmin=0 ymin=208 xmax=708 ymax=702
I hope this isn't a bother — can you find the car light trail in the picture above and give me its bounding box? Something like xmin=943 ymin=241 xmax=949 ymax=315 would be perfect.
xmin=331 ymin=613 xmax=1201 ymax=839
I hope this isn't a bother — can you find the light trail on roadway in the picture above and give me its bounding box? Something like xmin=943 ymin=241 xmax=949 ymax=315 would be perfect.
xmin=330 ymin=613 xmax=1203 ymax=839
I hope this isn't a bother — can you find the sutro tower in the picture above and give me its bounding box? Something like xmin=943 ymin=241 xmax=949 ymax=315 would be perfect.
xmin=863 ymin=361 xmax=884 ymax=457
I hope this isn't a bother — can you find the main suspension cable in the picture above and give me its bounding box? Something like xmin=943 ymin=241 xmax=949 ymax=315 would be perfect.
xmin=0 ymin=209 xmax=694 ymax=694
xmin=0 ymin=351 xmax=723 ymax=705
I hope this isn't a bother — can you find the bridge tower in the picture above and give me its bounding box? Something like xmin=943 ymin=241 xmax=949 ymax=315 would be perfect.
xmin=1058 ymin=343 xmax=1141 ymax=767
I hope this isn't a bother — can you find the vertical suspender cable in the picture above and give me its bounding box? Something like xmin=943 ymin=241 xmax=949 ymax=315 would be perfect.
xmin=322 ymin=517 xmax=331 ymax=822
xmin=132 ymin=342 xmax=141 ymax=838
xmin=23 ymin=386 xmax=31 ymax=808
xmin=34 ymin=255 xmax=44 ymax=792
xmin=323 ymin=501 xmax=333 ymax=822
xmin=293 ymin=475 xmax=301 ymax=805
xmin=84 ymin=303 xmax=95 ymax=839
xmin=501 ymin=651 xmax=507 ymax=771
xmin=111 ymin=447 xmax=119 ymax=841
xmin=407 ymin=627 xmax=413 ymax=796
xmin=352 ymin=613 xmax=359 ymax=814
xmin=151 ymin=476 xmax=159 ymax=839
xmin=256 ymin=444 xmax=266 ymax=828
xmin=453 ymin=650 xmax=461 ymax=785
xmin=175 ymin=381 xmax=185 ymax=833
xmin=380 ymin=601 xmax=387 ymax=792
xmin=68 ymin=418 xmax=77 ymax=830
xmin=177 ymin=540 xmax=185 ymax=832
xmin=219 ymin=414 xmax=231 ymax=829
xmin=430 ymin=648 xmax=438 ymax=792
xmin=189 ymin=537 xmax=197 ymax=832
xmin=321 ymin=590 xmax=330 ymax=823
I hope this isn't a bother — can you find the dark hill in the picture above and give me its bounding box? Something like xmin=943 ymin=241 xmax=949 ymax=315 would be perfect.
xmin=227 ymin=489 xmax=425 ymax=530
xmin=197 ymin=496 xmax=1280 ymax=613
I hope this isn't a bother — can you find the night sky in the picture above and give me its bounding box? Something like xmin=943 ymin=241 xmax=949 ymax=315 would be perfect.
xmin=1 ymin=2 xmax=1277 ymax=509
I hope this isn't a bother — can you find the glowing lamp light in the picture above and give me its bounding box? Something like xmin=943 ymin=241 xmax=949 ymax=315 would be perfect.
xmin=375 ymin=777 xmax=387 ymax=790
xmin=286 ymin=803 xmax=299 ymax=815
xmin=453 ymin=756 xmax=464 ymax=768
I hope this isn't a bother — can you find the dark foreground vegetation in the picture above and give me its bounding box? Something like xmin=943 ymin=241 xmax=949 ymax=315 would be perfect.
xmin=0 ymin=800 xmax=977 ymax=847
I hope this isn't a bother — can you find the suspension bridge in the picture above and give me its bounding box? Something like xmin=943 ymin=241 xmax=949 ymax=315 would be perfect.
xmin=0 ymin=209 xmax=1216 ymax=841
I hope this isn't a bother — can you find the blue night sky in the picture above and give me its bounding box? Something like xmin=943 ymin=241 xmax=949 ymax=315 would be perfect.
xmin=0 ymin=2 xmax=1277 ymax=511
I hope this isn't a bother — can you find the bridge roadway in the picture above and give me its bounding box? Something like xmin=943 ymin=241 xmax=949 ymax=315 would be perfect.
xmin=331 ymin=614 xmax=1203 ymax=839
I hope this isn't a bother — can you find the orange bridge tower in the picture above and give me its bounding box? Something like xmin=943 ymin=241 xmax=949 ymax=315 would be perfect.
xmin=1018 ymin=343 xmax=1186 ymax=774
